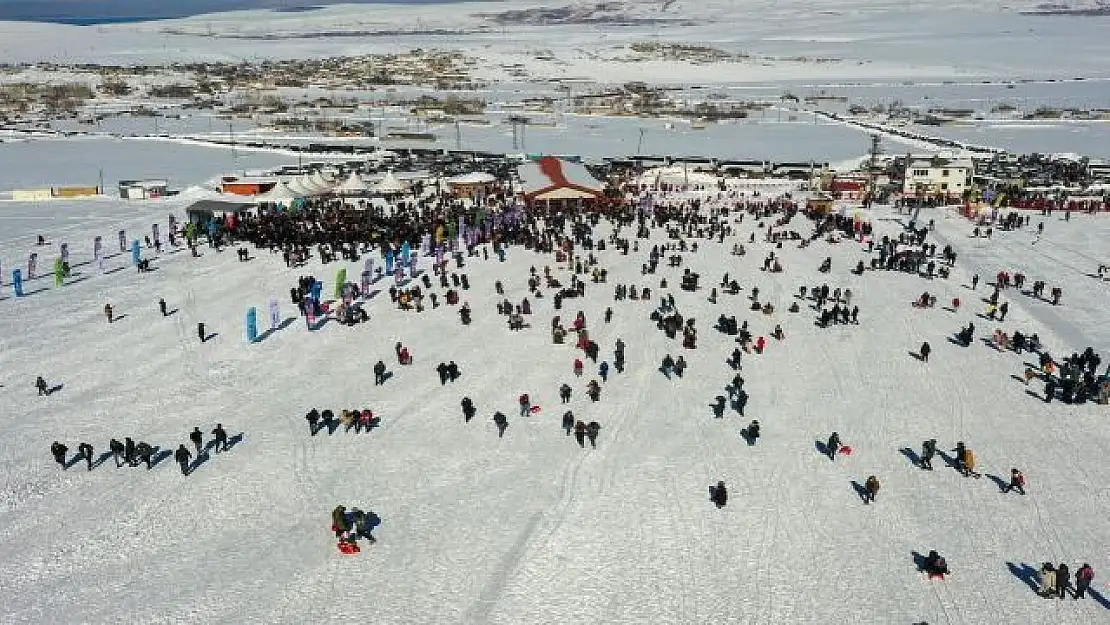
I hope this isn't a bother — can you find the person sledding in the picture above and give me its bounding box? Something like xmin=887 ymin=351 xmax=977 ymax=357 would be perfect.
xmin=922 ymin=550 xmax=949 ymax=579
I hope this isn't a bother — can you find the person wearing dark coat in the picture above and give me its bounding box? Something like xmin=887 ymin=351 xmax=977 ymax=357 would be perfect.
xmin=827 ymin=432 xmax=842 ymax=460
xmin=212 ymin=424 xmax=229 ymax=452
xmin=373 ymin=360 xmax=387 ymax=385
xmin=461 ymin=397 xmax=476 ymax=422
xmin=574 ymin=421 xmax=587 ymax=447
xmin=919 ymin=342 xmax=931 ymax=362
xmin=711 ymin=481 xmax=728 ymax=508
xmin=742 ymin=420 xmax=760 ymax=445
xmin=493 ymin=412 xmax=508 ymax=438
xmin=1057 ymin=563 xmax=1070 ymax=599
xmin=159 ymin=298 xmax=168 ymax=316
xmin=109 ymin=438 xmax=125 ymax=467
xmin=77 ymin=442 xmax=94 ymax=471
xmin=436 ymin=362 xmax=449 ymax=385
xmin=50 ymin=441 xmax=68 ymax=468
xmin=175 ymin=444 xmax=192 ymax=475
xmin=562 ymin=411 xmax=575 ymax=436
xmin=189 ymin=427 xmax=204 ymax=454
xmin=447 ymin=361 xmax=460 ymax=382
xmin=36 ymin=376 xmax=49 ymax=396
xmin=586 ymin=421 xmax=601 ymax=448
xmin=921 ymin=439 xmax=936 ymax=470
xmin=559 ymin=383 xmax=572 ymax=403
xmin=124 ymin=437 xmax=137 ymax=466
xmin=306 ymin=409 xmax=320 ymax=435
xmin=135 ymin=442 xmax=153 ymax=470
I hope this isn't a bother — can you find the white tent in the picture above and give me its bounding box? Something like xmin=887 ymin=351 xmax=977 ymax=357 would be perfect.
xmin=286 ymin=176 xmax=320 ymax=197
xmin=335 ymin=171 xmax=371 ymax=195
xmin=255 ymin=182 xmax=301 ymax=205
xmin=375 ymin=170 xmax=409 ymax=195
xmin=300 ymin=175 xmax=331 ymax=196
xmin=447 ymin=172 xmax=496 ymax=185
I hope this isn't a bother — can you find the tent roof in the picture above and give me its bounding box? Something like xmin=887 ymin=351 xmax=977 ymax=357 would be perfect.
xmin=448 ymin=172 xmax=496 ymax=185
xmin=375 ymin=170 xmax=409 ymax=194
xmin=518 ymin=157 xmax=603 ymax=197
xmin=335 ymin=171 xmax=371 ymax=194
xmin=256 ymin=181 xmax=301 ymax=203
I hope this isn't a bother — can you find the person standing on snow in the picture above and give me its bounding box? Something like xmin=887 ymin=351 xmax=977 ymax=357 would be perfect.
xmin=373 ymin=360 xmax=387 ymax=386
xmin=332 ymin=505 xmax=350 ymax=539
xmin=599 ymin=361 xmax=610 ymax=382
xmin=562 ymin=411 xmax=575 ymax=436
xmin=1039 ymin=563 xmax=1057 ymax=598
xmin=104 ymin=303 xmax=114 ymax=323
xmin=77 ymin=442 xmax=94 ymax=471
xmin=189 ymin=427 xmax=204 ymax=455
xmin=1075 ymin=564 xmax=1094 ymax=600
xmin=50 ymin=441 xmax=68 ymax=469
xmin=135 ymin=441 xmax=153 ymax=470
xmin=212 ymin=424 xmax=229 ymax=453
xmin=436 ymin=362 xmax=449 ymax=385
xmin=559 ymin=383 xmax=572 ymax=403
xmin=175 ymin=444 xmax=192 ymax=475
xmin=518 ymin=394 xmax=532 ymax=417
xmin=1004 ymin=468 xmax=1025 ymax=494
xmin=493 ymin=412 xmax=508 ymax=438
xmin=826 ymin=432 xmax=842 ymax=460
xmin=574 ymin=421 xmax=587 ymax=447
xmin=1056 ymin=563 xmax=1070 ymax=599
xmin=461 ymin=397 xmax=476 ymax=422
xmin=921 ymin=439 xmax=937 ymax=470
xmin=919 ymin=341 xmax=931 ymax=363
xmin=36 ymin=376 xmax=49 ymax=396
xmin=711 ymin=481 xmax=728 ymax=508
xmin=864 ymin=475 xmax=880 ymax=504
xmin=159 ymin=298 xmax=168 ymax=317
xmin=586 ymin=422 xmax=601 ymax=448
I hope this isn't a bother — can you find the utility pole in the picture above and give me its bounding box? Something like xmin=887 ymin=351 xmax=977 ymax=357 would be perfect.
xmin=230 ymin=122 xmax=238 ymax=173
xmin=866 ymin=133 xmax=882 ymax=207
xmin=637 ymin=128 xmax=645 ymax=155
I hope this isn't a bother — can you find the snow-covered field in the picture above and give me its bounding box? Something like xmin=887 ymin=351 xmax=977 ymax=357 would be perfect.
xmin=0 ymin=189 xmax=1107 ymax=623
xmin=1 ymin=1 xmax=1109 ymax=83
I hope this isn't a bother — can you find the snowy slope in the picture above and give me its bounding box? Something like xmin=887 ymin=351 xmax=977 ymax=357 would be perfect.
xmin=0 ymin=191 xmax=1107 ymax=623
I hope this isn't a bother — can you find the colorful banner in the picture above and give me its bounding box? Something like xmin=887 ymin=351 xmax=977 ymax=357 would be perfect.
xmin=131 ymin=240 xmax=141 ymax=265
xmin=246 ymin=307 xmax=259 ymax=343
xmin=385 ymin=249 xmax=394 ymax=274
xmin=400 ymin=241 xmax=411 ymax=266
xmin=53 ymin=258 xmax=64 ymax=286
xmin=27 ymin=253 xmax=37 ymax=279
xmin=12 ymin=268 xmax=23 ymax=297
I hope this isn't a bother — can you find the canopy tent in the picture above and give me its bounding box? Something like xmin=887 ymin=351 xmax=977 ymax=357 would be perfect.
xmin=335 ymin=171 xmax=371 ymax=195
xmin=309 ymin=171 xmax=335 ymax=192
xmin=285 ymin=176 xmax=321 ymax=197
xmin=447 ymin=172 xmax=497 ymax=185
xmin=375 ymin=170 xmax=410 ymax=195
xmin=255 ymin=181 xmax=302 ymax=205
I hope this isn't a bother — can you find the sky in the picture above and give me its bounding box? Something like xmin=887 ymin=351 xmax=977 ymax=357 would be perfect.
xmin=0 ymin=0 xmax=476 ymax=23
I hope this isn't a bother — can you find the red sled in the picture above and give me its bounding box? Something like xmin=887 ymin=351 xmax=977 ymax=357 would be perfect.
xmin=839 ymin=446 xmax=853 ymax=456
xmin=338 ymin=541 xmax=360 ymax=554
xmin=928 ymin=573 xmax=946 ymax=580
xmin=530 ymin=405 xmax=541 ymax=414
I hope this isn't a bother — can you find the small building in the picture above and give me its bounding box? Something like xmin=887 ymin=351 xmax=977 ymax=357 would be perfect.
xmin=518 ymin=156 xmax=606 ymax=210
xmin=119 ymin=179 xmax=168 ymax=200
xmin=828 ymin=175 xmax=869 ymax=200
xmin=446 ymin=172 xmax=497 ymax=199
xmin=903 ymin=156 xmax=973 ymax=198
xmin=221 ymin=176 xmax=277 ymax=196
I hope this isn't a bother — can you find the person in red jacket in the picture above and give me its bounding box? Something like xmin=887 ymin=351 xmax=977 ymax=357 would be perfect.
xmin=518 ymin=394 xmax=531 ymax=417
xmin=1075 ymin=564 xmax=1094 ymax=599
xmin=1004 ymin=468 xmax=1026 ymax=495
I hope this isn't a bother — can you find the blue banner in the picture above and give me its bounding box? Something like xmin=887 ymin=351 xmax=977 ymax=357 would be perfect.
xmin=131 ymin=240 xmax=141 ymax=265
xmin=12 ymin=269 xmax=23 ymax=297
xmin=310 ymin=282 xmax=323 ymax=303
xmin=400 ymin=241 xmax=411 ymax=266
xmin=385 ymin=249 xmax=394 ymax=274
xmin=246 ymin=307 xmax=258 ymax=343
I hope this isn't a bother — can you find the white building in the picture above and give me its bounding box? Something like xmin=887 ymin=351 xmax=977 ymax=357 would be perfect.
xmin=902 ymin=157 xmax=973 ymax=198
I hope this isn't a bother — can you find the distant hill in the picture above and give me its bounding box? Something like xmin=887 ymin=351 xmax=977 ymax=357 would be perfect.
xmin=0 ymin=0 xmax=472 ymax=24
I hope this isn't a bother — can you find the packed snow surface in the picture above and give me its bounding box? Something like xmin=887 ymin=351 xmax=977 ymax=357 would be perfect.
xmin=0 ymin=190 xmax=1107 ymax=624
